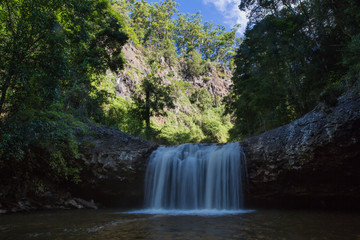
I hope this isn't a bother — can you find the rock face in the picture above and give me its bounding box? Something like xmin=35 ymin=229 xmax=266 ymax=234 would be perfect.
xmin=0 ymin=125 xmax=156 ymax=214
xmin=241 ymin=92 xmax=360 ymax=210
xmin=3 ymin=93 xmax=358 ymax=214
xmin=75 ymin=124 xmax=157 ymax=207
xmin=112 ymin=43 xmax=232 ymax=99
xmin=74 ymin=92 xmax=360 ymax=210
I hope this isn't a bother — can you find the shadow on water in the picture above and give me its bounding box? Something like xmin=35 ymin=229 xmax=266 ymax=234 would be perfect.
xmin=1 ymin=208 xmax=360 ymax=240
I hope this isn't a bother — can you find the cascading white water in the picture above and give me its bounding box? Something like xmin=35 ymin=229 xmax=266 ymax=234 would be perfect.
xmin=144 ymin=142 xmax=247 ymax=210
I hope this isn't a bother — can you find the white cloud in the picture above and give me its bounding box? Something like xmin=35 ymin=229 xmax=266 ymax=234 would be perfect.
xmin=203 ymin=0 xmax=248 ymax=35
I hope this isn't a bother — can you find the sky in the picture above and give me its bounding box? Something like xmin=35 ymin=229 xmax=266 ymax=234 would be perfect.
xmin=147 ymin=0 xmax=248 ymax=35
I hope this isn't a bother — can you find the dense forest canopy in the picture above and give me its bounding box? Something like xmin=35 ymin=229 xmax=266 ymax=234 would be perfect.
xmin=225 ymin=0 xmax=360 ymax=139
xmin=0 ymin=0 xmax=129 ymax=198
xmin=113 ymin=0 xmax=240 ymax=69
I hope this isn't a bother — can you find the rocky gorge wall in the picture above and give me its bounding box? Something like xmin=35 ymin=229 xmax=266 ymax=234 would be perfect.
xmin=241 ymin=92 xmax=360 ymax=210
xmin=74 ymin=124 xmax=157 ymax=207
xmin=74 ymin=91 xmax=360 ymax=210
xmin=0 ymin=124 xmax=157 ymax=214
xmin=112 ymin=43 xmax=232 ymax=99
xmin=2 ymin=92 xmax=358 ymax=214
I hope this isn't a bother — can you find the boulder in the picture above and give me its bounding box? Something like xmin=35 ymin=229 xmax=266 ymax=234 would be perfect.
xmin=241 ymin=92 xmax=360 ymax=210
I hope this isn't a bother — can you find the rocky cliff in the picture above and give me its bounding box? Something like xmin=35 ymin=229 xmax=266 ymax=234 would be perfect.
xmin=74 ymin=124 xmax=157 ymax=207
xmin=241 ymin=92 xmax=360 ymax=210
xmin=2 ymin=92 xmax=358 ymax=214
xmin=0 ymin=124 xmax=157 ymax=214
xmin=75 ymin=90 xmax=360 ymax=210
xmin=70 ymin=91 xmax=360 ymax=210
xmin=111 ymin=43 xmax=232 ymax=99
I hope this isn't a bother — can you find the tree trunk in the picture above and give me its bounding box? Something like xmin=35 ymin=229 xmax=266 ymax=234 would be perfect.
xmin=145 ymin=88 xmax=150 ymax=129
xmin=0 ymin=76 xmax=11 ymax=116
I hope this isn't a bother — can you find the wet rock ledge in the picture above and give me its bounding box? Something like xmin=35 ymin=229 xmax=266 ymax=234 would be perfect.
xmin=0 ymin=125 xmax=157 ymax=214
xmin=241 ymin=92 xmax=360 ymax=210
xmin=74 ymin=125 xmax=158 ymax=208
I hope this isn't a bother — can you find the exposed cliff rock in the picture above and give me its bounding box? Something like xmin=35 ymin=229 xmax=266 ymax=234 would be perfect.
xmin=75 ymin=124 xmax=157 ymax=207
xmin=0 ymin=124 xmax=156 ymax=214
xmin=3 ymin=92 xmax=359 ymax=214
xmin=241 ymin=92 xmax=360 ymax=210
xmin=111 ymin=43 xmax=232 ymax=99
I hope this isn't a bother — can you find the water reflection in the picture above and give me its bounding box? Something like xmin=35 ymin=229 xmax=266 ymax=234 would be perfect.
xmin=1 ymin=209 xmax=360 ymax=240
xmin=124 ymin=209 xmax=254 ymax=216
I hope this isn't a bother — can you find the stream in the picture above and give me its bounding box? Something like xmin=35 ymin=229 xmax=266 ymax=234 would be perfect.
xmin=1 ymin=209 xmax=360 ymax=239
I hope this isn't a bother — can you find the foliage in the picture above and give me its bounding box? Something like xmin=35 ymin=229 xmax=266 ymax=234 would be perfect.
xmin=191 ymin=88 xmax=213 ymax=111
xmin=226 ymin=0 xmax=360 ymax=139
xmin=103 ymin=96 xmax=145 ymax=136
xmin=0 ymin=107 xmax=84 ymax=200
xmin=185 ymin=49 xmax=206 ymax=77
xmin=131 ymin=68 xmax=175 ymax=137
xmin=112 ymin=1 xmax=240 ymax=70
xmin=111 ymin=0 xmax=140 ymax=46
xmin=343 ymin=34 xmax=360 ymax=87
xmin=0 ymin=0 xmax=128 ymax=118
xmin=152 ymin=79 xmax=232 ymax=145
xmin=0 ymin=0 xmax=128 ymax=200
xmin=319 ymin=81 xmax=346 ymax=106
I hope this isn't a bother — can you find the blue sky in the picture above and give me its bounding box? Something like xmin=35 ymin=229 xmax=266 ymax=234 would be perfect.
xmin=146 ymin=0 xmax=248 ymax=34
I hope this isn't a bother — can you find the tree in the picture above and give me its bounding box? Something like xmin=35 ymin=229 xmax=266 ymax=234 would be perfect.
xmin=191 ymin=88 xmax=213 ymax=111
xmin=0 ymin=0 xmax=128 ymax=118
xmin=131 ymin=0 xmax=151 ymax=42
xmin=0 ymin=0 xmax=65 ymax=115
xmin=185 ymin=48 xmax=205 ymax=77
xmin=111 ymin=0 xmax=140 ymax=46
xmin=173 ymin=12 xmax=203 ymax=55
xmin=226 ymin=0 xmax=360 ymax=139
xmin=132 ymin=70 xmax=175 ymax=134
xmin=0 ymin=0 xmax=128 ymax=203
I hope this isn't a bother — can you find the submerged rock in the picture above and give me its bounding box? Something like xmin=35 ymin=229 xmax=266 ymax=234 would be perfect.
xmin=241 ymin=92 xmax=360 ymax=210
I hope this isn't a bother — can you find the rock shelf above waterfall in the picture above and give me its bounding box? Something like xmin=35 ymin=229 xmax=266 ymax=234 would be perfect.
xmin=241 ymin=91 xmax=360 ymax=210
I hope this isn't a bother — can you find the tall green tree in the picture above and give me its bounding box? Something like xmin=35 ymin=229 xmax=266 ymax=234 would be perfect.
xmin=132 ymin=69 xmax=175 ymax=135
xmin=0 ymin=0 xmax=128 ymax=202
xmin=0 ymin=0 xmax=128 ymax=118
xmin=0 ymin=0 xmax=66 ymax=115
xmin=173 ymin=12 xmax=203 ymax=54
xmin=227 ymin=0 xmax=360 ymax=139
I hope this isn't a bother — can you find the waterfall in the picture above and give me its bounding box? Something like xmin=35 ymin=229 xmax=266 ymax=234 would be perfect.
xmin=144 ymin=142 xmax=247 ymax=210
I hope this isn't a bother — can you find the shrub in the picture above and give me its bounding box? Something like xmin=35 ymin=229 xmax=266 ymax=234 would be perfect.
xmin=319 ymin=82 xmax=346 ymax=106
xmin=0 ymin=107 xmax=84 ymax=200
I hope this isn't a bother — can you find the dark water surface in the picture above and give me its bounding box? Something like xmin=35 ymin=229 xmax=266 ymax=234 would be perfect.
xmin=1 ymin=209 xmax=360 ymax=240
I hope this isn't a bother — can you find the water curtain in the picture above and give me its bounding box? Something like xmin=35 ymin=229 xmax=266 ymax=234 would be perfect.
xmin=145 ymin=142 xmax=247 ymax=210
